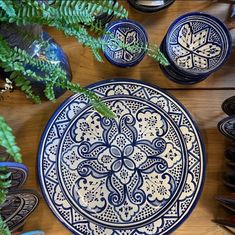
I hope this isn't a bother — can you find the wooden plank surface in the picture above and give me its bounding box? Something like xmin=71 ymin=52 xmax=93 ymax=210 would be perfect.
xmin=1 ymin=0 xmax=235 ymax=234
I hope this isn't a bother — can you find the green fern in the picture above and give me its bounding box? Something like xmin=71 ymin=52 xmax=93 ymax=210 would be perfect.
xmin=0 ymin=116 xmax=22 ymax=163
xmin=0 ymin=34 xmax=115 ymax=118
xmin=0 ymin=115 xmax=22 ymax=234
xmin=0 ymin=0 xmax=15 ymax=17
xmin=10 ymin=72 xmax=41 ymax=104
xmin=0 ymin=215 xmax=10 ymax=235
xmin=0 ymin=0 xmax=127 ymax=61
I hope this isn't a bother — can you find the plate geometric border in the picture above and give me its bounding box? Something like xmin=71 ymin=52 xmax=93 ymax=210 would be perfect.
xmin=38 ymin=78 xmax=206 ymax=235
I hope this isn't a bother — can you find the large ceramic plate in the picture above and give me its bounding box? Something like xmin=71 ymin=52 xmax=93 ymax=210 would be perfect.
xmin=38 ymin=79 xmax=206 ymax=235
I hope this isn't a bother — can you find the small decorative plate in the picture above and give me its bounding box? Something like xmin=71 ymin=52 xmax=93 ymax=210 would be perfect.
xmin=222 ymin=96 xmax=235 ymax=116
xmin=102 ymin=19 xmax=148 ymax=67
xmin=218 ymin=115 xmax=235 ymax=139
xmin=0 ymin=162 xmax=28 ymax=190
xmin=0 ymin=189 xmax=40 ymax=231
xmin=38 ymin=79 xmax=206 ymax=235
xmin=166 ymin=12 xmax=232 ymax=76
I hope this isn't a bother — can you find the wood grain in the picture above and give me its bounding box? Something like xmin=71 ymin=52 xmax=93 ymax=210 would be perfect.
xmin=2 ymin=1 xmax=235 ymax=234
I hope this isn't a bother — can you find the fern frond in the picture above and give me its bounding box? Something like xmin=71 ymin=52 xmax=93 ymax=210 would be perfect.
xmin=0 ymin=35 xmax=114 ymax=118
xmin=59 ymin=81 xmax=115 ymax=118
xmin=10 ymin=72 xmax=41 ymax=103
xmin=147 ymin=44 xmax=169 ymax=66
xmin=0 ymin=215 xmax=10 ymax=235
xmin=98 ymin=0 xmax=128 ymax=19
xmin=0 ymin=116 xmax=22 ymax=163
xmin=0 ymin=0 xmax=16 ymax=17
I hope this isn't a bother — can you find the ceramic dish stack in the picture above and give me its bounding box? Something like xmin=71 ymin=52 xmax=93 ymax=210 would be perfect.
xmin=218 ymin=96 xmax=235 ymax=189
xmin=38 ymin=78 xmax=206 ymax=235
xmin=0 ymin=162 xmax=40 ymax=232
xmin=215 ymin=96 xmax=235 ymax=232
xmin=160 ymin=12 xmax=232 ymax=84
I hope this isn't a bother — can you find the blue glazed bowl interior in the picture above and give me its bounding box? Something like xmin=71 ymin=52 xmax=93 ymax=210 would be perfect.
xmin=165 ymin=12 xmax=232 ymax=76
xmin=102 ymin=19 xmax=148 ymax=67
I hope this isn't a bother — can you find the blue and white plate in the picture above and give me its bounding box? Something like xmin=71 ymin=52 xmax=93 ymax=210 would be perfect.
xmin=0 ymin=162 xmax=28 ymax=190
xmin=0 ymin=189 xmax=40 ymax=231
xmin=38 ymin=79 xmax=206 ymax=235
xmin=218 ymin=115 xmax=235 ymax=139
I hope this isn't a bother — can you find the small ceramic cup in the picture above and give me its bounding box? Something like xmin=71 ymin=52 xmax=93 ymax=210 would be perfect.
xmin=160 ymin=12 xmax=232 ymax=84
xmin=102 ymin=19 xmax=148 ymax=67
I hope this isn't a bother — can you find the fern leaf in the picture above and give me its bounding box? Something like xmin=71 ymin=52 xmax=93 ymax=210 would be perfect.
xmin=0 ymin=116 xmax=22 ymax=163
xmin=0 ymin=215 xmax=10 ymax=235
xmin=10 ymin=72 xmax=41 ymax=103
xmin=0 ymin=30 xmax=114 ymax=118
xmin=147 ymin=44 xmax=169 ymax=66
xmin=0 ymin=0 xmax=16 ymax=17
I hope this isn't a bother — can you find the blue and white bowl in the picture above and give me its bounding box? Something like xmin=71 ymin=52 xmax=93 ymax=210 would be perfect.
xmin=0 ymin=162 xmax=28 ymax=190
xmin=161 ymin=12 xmax=232 ymax=83
xmin=102 ymin=19 xmax=148 ymax=67
xmin=218 ymin=115 xmax=235 ymax=140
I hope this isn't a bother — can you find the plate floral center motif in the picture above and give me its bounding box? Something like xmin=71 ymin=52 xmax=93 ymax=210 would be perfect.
xmin=57 ymin=98 xmax=187 ymax=228
xmin=167 ymin=16 xmax=230 ymax=74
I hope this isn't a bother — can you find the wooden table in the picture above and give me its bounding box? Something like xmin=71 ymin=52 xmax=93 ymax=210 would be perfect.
xmin=1 ymin=1 xmax=235 ymax=234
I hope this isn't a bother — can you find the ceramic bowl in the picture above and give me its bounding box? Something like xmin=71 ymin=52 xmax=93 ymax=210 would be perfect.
xmin=0 ymin=162 xmax=28 ymax=190
xmin=127 ymin=0 xmax=175 ymax=13
xmin=225 ymin=146 xmax=235 ymax=166
xmin=160 ymin=37 xmax=207 ymax=84
xmin=222 ymin=96 xmax=235 ymax=116
xmin=160 ymin=12 xmax=232 ymax=84
xmin=224 ymin=170 xmax=235 ymax=189
xmin=218 ymin=115 xmax=235 ymax=140
xmin=102 ymin=19 xmax=148 ymax=67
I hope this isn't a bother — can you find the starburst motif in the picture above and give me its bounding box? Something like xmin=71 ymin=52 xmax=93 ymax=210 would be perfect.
xmin=170 ymin=23 xmax=222 ymax=71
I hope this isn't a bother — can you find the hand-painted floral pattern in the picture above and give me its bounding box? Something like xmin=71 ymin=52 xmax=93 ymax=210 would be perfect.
xmin=58 ymin=99 xmax=186 ymax=228
xmin=108 ymin=29 xmax=140 ymax=62
xmin=180 ymin=126 xmax=195 ymax=150
xmin=168 ymin=16 xmax=229 ymax=74
xmin=137 ymin=219 xmax=163 ymax=234
xmin=39 ymin=80 xmax=205 ymax=235
xmin=104 ymin=21 xmax=147 ymax=65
